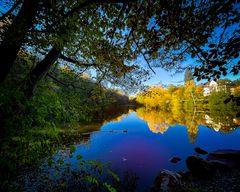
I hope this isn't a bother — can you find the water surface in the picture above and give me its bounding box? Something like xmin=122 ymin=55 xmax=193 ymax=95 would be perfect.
xmin=64 ymin=108 xmax=240 ymax=191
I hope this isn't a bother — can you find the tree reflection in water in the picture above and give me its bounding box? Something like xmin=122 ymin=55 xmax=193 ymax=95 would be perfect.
xmin=136 ymin=106 xmax=240 ymax=144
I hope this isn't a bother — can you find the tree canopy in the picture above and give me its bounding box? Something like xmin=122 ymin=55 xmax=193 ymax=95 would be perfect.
xmin=0 ymin=0 xmax=239 ymax=95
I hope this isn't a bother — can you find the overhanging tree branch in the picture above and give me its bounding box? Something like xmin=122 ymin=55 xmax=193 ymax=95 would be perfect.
xmin=217 ymin=13 xmax=229 ymax=50
xmin=47 ymin=72 xmax=92 ymax=91
xmin=47 ymin=72 xmax=67 ymax=86
xmin=133 ymin=34 xmax=156 ymax=74
xmin=59 ymin=54 xmax=97 ymax=67
xmin=184 ymin=38 xmax=210 ymax=63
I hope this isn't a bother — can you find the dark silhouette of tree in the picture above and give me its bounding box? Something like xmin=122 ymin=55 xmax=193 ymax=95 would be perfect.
xmin=0 ymin=0 xmax=40 ymax=83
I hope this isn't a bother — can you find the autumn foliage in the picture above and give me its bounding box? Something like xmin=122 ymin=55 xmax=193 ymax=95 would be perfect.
xmin=136 ymin=80 xmax=204 ymax=110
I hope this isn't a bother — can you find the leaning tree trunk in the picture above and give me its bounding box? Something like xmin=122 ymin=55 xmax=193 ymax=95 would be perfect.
xmin=0 ymin=0 xmax=39 ymax=84
xmin=24 ymin=45 xmax=62 ymax=97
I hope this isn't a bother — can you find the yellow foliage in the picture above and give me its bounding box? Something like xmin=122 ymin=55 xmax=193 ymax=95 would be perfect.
xmin=136 ymin=107 xmax=206 ymax=143
xmin=233 ymin=86 xmax=240 ymax=95
xmin=136 ymin=82 xmax=203 ymax=110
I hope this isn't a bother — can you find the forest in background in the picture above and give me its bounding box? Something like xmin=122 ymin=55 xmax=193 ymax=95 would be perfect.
xmin=136 ymin=79 xmax=240 ymax=110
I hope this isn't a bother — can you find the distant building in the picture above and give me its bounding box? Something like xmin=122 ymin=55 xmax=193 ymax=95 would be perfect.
xmin=203 ymin=80 xmax=227 ymax=96
xmin=203 ymin=87 xmax=211 ymax=97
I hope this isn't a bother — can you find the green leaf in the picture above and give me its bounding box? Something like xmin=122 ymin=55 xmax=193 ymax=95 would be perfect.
xmin=76 ymin=154 xmax=82 ymax=160
xmin=106 ymin=169 xmax=120 ymax=182
xmin=57 ymin=158 xmax=64 ymax=165
xmin=104 ymin=183 xmax=117 ymax=192
xmin=85 ymin=175 xmax=99 ymax=185
xmin=48 ymin=158 xmax=54 ymax=167
xmin=70 ymin=145 xmax=76 ymax=153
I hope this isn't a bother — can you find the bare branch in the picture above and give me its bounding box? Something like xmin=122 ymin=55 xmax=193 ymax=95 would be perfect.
xmin=133 ymin=34 xmax=156 ymax=74
xmin=59 ymin=54 xmax=96 ymax=67
xmin=141 ymin=51 xmax=156 ymax=74
xmin=217 ymin=13 xmax=229 ymax=49
xmin=47 ymin=73 xmax=67 ymax=86
xmin=184 ymin=38 xmax=210 ymax=63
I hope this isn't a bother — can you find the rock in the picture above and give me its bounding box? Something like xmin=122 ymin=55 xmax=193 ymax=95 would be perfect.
xmin=209 ymin=160 xmax=231 ymax=171
xmin=208 ymin=149 xmax=240 ymax=159
xmin=169 ymin=156 xmax=181 ymax=164
xmin=207 ymin=149 xmax=240 ymax=168
xmin=194 ymin=147 xmax=208 ymax=155
xmin=151 ymin=169 xmax=182 ymax=192
xmin=186 ymin=156 xmax=215 ymax=178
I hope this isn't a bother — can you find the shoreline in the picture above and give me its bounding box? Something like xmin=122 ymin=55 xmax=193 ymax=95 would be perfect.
xmin=152 ymin=149 xmax=240 ymax=192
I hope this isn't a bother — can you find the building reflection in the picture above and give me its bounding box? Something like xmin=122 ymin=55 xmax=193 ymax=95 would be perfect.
xmin=204 ymin=114 xmax=240 ymax=133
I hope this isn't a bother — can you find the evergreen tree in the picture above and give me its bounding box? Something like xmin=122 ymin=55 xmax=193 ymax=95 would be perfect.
xmin=184 ymin=67 xmax=194 ymax=83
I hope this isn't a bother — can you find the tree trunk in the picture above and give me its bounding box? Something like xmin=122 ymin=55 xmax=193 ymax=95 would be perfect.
xmin=0 ymin=0 xmax=39 ymax=84
xmin=24 ymin=45 xmax=62 ymax=97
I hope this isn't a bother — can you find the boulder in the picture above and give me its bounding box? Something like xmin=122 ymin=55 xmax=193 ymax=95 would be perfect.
xmin=207 ymin=149 xmax=240 ymax=168
xmin=186 ymin=156 xmax=215 ymax=178
xmin=209 ymin=160 xmax=231 ymax=171
xmin=169 ymin=156 xmax=181 ymax=164
xmin=194 ymin=147 xmax=208 ymax=155
xmin=151 ymin=169 xmax=182 ymax=192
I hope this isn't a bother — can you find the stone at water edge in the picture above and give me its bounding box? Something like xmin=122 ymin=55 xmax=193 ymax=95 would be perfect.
xmin=169 ymin=156 xmax=181 ymax=164
xmin=194 ymin=147 xmax=208 ymax=155
xmin=208 ymin=160 xmax=231 ymax=171
xmin=186 ymin=156 xmax=215 ymax=178
xmin=151 ymin=169 xmax=182 ymax=192
xmin=207 ymin=149 xmax=240 ymax=168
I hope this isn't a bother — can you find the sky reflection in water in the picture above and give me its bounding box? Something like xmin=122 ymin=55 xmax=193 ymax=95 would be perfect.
xmin=69 ymin=110 xmax=240 ymax=190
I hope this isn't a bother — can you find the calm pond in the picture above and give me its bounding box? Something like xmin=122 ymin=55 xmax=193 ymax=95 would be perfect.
xmin=52 ymin=107 xmax=240 ymax=191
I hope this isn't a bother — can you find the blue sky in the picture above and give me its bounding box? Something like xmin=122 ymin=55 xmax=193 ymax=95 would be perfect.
xmin=143 ymin=59 xmax=240 ymax=86
xmin=144 ymin=68 xmax=184 ymax=86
